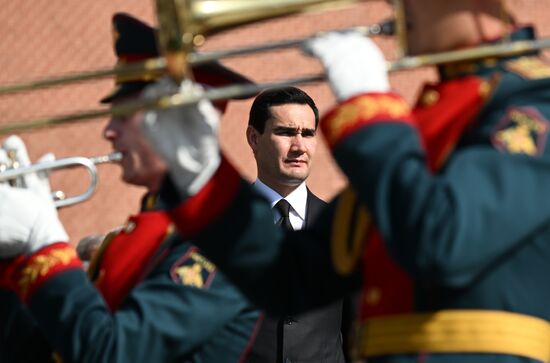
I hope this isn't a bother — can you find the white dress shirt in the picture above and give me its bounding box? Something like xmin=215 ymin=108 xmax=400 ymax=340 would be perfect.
xmin=253 ymin=179 xmax=308 ymax=230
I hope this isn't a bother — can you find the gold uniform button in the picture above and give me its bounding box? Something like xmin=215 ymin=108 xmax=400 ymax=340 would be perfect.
xmin=420 ymin=89 xmax=440 ymax=107
xmin=365 ymin=287 xmax=381 ymax=305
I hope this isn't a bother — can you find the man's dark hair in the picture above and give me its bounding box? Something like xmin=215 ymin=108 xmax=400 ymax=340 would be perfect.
xmin=248 ymin=86 xmax=319 ymax=133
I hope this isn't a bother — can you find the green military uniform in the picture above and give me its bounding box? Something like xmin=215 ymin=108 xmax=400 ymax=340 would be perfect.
xmin=0 ymin=10 xmax=259 ymax=361
xmin=0 ymin=290 xmax=55 ymax=363
xmin=0 ymin=194 xmax=259 ymax=363
xmin=163 ymin=27 xmax=550 ymax=362
xmin=1 ymin=11 xmax=259 ymax=363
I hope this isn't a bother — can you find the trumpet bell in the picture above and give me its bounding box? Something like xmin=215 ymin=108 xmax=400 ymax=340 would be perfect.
xmin=155 ymin=0 xmax=365 ymax=77
xmin=187 ymin=0 xmax=363 ymax=34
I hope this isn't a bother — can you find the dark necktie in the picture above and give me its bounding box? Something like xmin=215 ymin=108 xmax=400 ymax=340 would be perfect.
xmin=274 ymin=199 xmax=294 ymax=231
xmin=273 ymin=198 xmax=294 ymax=363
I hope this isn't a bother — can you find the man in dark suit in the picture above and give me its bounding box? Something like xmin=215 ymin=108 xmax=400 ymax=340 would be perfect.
xmin=244 ymin=86 xmax=346 ymax=363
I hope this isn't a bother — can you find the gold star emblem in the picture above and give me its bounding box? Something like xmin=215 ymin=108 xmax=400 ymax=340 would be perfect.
xmin=175 ymin=263 xmax=204 ymax=288
xmin=495 ymin=124 xmax=537 ymax=155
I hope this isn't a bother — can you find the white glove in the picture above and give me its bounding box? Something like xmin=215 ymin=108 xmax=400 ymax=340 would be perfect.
xmin=2 ymin=135 xmax=53 ymax=194
xmin=0 ymin=186 xmax=69 ymax=258
xmin=141 ymin=78 xmax=222 ymax=197
xmin=303 ymin=31 xmax=390 ymax=101
xmin=0 ymin=136 xmax=68 ymax=258
xmin=0 ymin=149 xmax=9 ymax=178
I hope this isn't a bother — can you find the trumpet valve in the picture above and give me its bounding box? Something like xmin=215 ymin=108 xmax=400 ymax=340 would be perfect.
xmin=52 ymin=190 xmax=67 ymax=202
xmin=7 ymin=150 xmax=19 ymax=169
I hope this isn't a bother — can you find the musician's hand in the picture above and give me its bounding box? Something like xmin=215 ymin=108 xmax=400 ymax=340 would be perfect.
xmin=0 ymin=186 xmax=69 ymax=258
xmin=2 ymin=135 xmax=54 ymax=194
xmin=141 ymin=78 xmax=221 ymax=197
xmin=0 ymin=137 xmax=68 ymax=259
xmin=303 ymin=31 xmax=390 ymax=101
xmin=0 ymin=149 xmax=9 ymax=185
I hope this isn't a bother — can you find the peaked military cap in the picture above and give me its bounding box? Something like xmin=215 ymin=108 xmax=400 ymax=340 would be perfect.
xmin=101 ymin=12 xmax=252 ymax=110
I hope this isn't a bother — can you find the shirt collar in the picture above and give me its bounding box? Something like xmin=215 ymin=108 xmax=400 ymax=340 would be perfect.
xmin=253 ymin=179 xmax=308 ymax=221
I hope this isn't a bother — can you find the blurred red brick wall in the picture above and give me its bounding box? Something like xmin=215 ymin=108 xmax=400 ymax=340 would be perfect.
xmin=0 ymin=0 xmax=548 ymax=244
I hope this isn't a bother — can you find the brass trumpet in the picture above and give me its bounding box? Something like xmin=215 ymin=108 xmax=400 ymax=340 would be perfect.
xmin=0 ymin=152 xmax=122 ymax=208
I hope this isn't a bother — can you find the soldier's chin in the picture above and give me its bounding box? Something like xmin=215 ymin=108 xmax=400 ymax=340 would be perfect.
xmin=281 ymin=171 xmax=309 ymax=185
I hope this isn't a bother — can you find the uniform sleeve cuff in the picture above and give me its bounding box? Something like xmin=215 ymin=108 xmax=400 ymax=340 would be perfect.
xmin=321 ymin=92 xmax=414 ymax=148
xmin=10 ymin=243 xmax=82 ymax=302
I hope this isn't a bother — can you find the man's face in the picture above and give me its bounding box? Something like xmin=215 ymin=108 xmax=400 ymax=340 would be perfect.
xmin=247 ymin=103 xmax=317 ymax=194
xmin=103 ymin=97 xmax=168 ymax=191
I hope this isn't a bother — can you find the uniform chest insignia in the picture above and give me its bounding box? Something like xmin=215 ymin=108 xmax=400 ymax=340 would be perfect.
xmin=492 ymin=107 xmax=549 ymax=156
xmin=170 ymin=247 xmax=216 ymax=288
xmin=505 ymin=56 xmax=550 ymax=80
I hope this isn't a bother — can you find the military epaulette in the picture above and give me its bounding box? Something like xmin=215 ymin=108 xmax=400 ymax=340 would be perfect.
xmin=504 ymin=56 xmax=550 ymax=80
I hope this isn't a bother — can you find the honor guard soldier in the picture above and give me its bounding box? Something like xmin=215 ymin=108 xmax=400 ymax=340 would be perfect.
xmin=0 ymin=13 xmax=260 ymax=363
xmin=138 ymin=0 xmax=550 ymax=362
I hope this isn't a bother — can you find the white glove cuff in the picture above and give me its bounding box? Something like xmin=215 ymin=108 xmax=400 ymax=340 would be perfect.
xmin=305 ymin=31 xmax=390 ymax=101
xmin=185 ymin=154 xmax=221 ymax=196
xmin=28 ymin=211 xmax=69 ymax=253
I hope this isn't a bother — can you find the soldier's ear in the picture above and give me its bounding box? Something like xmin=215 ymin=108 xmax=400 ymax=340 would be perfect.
xmin=246 ymin=126 xmax=259 ymax=154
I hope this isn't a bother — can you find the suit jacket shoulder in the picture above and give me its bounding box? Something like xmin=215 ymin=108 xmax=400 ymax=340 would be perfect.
xmin=305 ymin=188 xmax=327 ymax=227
